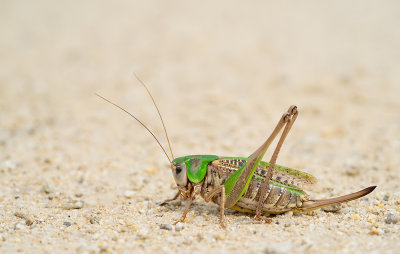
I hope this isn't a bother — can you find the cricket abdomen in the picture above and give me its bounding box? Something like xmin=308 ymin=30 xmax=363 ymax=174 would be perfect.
xmin=232 ymin=182 xmax=306 ymax=214
xmin=203 ymin=162 xmax=308 ymax=214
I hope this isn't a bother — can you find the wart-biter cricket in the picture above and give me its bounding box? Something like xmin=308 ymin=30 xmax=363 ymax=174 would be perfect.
xmin=97 ymin=76 xmax=376 ymax=228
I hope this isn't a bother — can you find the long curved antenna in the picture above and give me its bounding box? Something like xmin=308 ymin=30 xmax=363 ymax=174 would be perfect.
xmin=133 ymin=73 xmax=175 ymax=160
xmin=95 ymin=93 xmax=172 ymax=165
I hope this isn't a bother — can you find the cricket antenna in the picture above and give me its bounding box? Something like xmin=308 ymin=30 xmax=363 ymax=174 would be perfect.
xmin=95 ymin=93 xmax=172 ymax=165
xmin=133 ymin=73 xmax=175 ymax=160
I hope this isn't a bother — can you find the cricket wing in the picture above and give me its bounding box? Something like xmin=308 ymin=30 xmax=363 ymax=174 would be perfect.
xmin=215 ymin=157 xmax=316 ymax=188
xmin=258 ymin=161 xmax=317 ymax=187
xmin=223 ymin=141 xmax=272 ymax=208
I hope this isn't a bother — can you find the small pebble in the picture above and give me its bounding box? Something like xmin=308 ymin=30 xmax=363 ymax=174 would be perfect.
xmin=14 ymin=211 xmax=34 ymax=226
xmin=183 ymin=236 xmax=193 ymax=245
xmin=383 ymin=194 xmax=390 ymax=201
xmin=3 ymin=160 xmax=16 ymax=170
xmin=369 ymin=227 xmax=383 ymax=235
xmin=124 ymin=190 xmax=135 ymax=199
xmin=175 ymin=222 xmax=184 ymax=232
xmin=160 ymin=223 xmax=173 ymax=231
xmin=367 ymin=214 xmax=376 ymax=223
xmin=351 ymin=214 xmax=360 ymax=221
xmin=384 ymin=213 xmax=398 ymax=224
xmin=265 ymin=242 xmax=293 ymax=253
xmin=63 ymin=222 xmax=72 ymax=227
xmin=145 ymin=168 xmax=156 ymax=174
xmin=345 ymin=167 xmax=360 ymax=176
xmin=215 ymin=234 xmax=225 ymax=241
xmin=74 ymin=191 xmax=83 ymax=198
xmin=196 ymin=233 xmax=204 ymax=241
xmin=14 ymin=223 xmax=26 ymax=230
xmin=396 ymin=198 xmax=400 ymax=205
xmin=90 ymin=217 xmax=100 ymax=224
xmin=43 ymin=158 xmax=52 ymax=164
xmin=322 ymin=204 xmax=342 ymax=213
xmin=136 ymin=230 xmax=149 ymax=240
xmin=41 ymin=184 xmax=53 ymax=194
xmin=62 ymin=200 xmax=84 ymax=210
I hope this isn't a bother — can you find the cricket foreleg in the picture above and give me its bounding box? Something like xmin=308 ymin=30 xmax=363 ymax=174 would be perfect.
xmin=204 ymin=185 xmax=226 ymax=228
xmin=160 ymin=191 xmax=181 ymax=206
xmin=173 ymin=184 xmax=201 ymax=224
xmin=254 ymin=106 xmax=298 ymax=221
xmin=173 ymin=197 xmax=193 ymax=225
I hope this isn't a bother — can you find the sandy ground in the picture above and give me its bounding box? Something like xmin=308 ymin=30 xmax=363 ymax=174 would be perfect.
xmin=1 ymin=1 xmax=400 ymax=253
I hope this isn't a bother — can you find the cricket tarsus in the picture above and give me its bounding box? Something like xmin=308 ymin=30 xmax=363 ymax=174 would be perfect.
xmin=95 ymin=93 xmax=172 ymax=164
xmin=133 ymin=73 xmax=175 ymax=160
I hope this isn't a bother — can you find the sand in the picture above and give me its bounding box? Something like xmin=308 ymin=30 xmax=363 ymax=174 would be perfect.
xmin=1 ymin=1 xmax=400 ymax=253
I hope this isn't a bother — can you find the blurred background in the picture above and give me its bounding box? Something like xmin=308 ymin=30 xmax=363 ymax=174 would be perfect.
xmin=0 ymin=1 xmax=399 ymax=253
xmin=1 ymin=0 xmax=399 ymax=172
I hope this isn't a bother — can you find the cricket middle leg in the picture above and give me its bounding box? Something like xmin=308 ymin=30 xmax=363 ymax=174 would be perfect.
xmin=204 ymin=185 xmax=226 ymax=228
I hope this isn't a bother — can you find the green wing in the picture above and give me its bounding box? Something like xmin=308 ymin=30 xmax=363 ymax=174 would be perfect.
xmin=223 ymin=139 xmax=275 ymax=208
xmin=219 ymin=157 xmax=316 ymax=187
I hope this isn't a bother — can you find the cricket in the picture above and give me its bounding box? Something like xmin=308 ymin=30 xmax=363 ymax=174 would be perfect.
xmin=97 ymin=76 xmax=376 ymax=228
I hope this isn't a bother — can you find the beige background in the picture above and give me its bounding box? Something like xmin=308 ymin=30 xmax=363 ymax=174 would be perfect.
xmin=1 ymin=1 xmax=399 ymax=253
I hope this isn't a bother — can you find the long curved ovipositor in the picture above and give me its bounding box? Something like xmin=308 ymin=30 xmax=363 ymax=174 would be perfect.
xmin=300 ymin=186 xmax=376 ymax=211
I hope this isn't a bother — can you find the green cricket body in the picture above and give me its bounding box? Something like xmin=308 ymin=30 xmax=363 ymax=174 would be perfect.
xmin=172 ymin=155 xmax=314 ymax=214
xmin=97 ymin=82 xmax=376 ymax=228
xmin=171 ymin=155 xmax=375 ymax=216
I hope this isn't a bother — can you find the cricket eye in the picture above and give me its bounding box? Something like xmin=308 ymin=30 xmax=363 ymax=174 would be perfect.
xmin=175 ymin=166 xmax=182 ymax=174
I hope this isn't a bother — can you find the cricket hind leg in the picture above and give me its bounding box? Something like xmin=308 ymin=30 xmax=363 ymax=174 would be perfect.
xmin=204 ymin=185 xmax=226 ymax=228
xmin=254 ymin=106 xmax=298 ymax=222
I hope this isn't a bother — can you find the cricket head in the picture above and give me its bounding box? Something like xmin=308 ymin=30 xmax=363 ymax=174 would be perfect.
xmin=171 ymin=155 xmax=219 ymax=187
xmin=171 ymin=159 xmax=188 ymax=187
